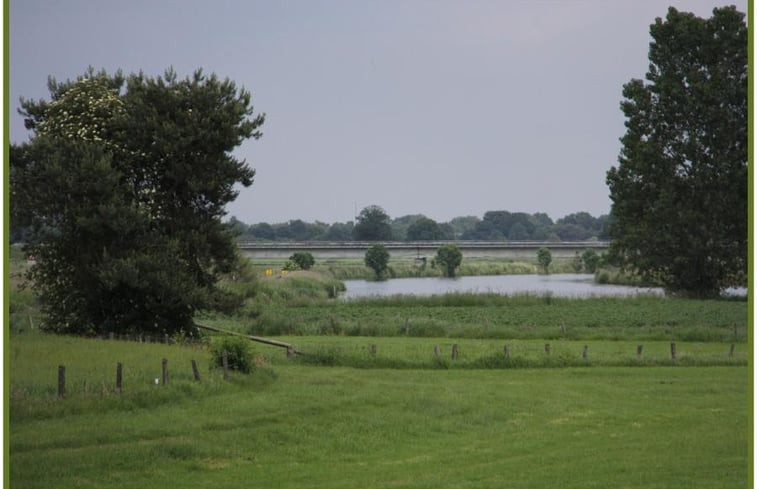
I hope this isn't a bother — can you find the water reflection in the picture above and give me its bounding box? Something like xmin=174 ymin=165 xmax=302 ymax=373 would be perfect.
xmin=342 ymin=273 xmax=664 ymax=299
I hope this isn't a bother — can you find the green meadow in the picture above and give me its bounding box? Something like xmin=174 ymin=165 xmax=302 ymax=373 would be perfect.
xmin=8 ymin=333 xmax=749 ymax=489
xmin=8 ymin=258 xmax=751 ymax=488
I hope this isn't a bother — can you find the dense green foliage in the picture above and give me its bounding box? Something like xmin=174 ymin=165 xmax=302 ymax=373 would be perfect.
xmin=537 ymin=247 xmax=552 ymax=273
xmin=11 ymin=68 xmax=264 ymax=335
xmin=210 ymin=336 xmax=256 ymax=373
xmin=405 ymin=216 xmax=449 ymax=240
xmin=364 ymin=244 xmax=390 ymax=279
xmin=288 ymin=251 xmax=315 ymax=270
xmin=435 ymin=244 xmax=463 ymax=277
xmin=230 ymin=210 xmax=609 ymax=242
xmin=352 ymin=205 xmax=393 ymax=240
xmin=606 ymin=7 xmax=747 ymax=298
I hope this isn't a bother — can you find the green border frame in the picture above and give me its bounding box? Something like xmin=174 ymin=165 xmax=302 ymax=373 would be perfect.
xmin=0 ymin=1 xmax=754 ymax=487
xmin=4 ymin=0 xmax=10 ymax=487
xmin=4 ymin=0 xmax=9 ymax=486
xmin=748 ymin=0 xmax=754 ymax=485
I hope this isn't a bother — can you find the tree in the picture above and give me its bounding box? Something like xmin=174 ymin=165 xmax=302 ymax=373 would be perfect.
xmin=406 ymin=217 xmax=445 ymax=241
xmin=11 ymin=68 xmax=265 ymax=335
xmin=250 ymin=222 xmax=276 ymax=241
xmin=353 ymin=205 xmax=393 ymax=241
xmin=537 ymin=248 xmax=552 ymax=274
xmin=606 ymin=7 xmax=747 ymax=297
xmin=364 ymin=244 xmax=390 ymax=279
xmin=324 ymin=222 xmax=354 ymax=241
xmin=581 ymin=249 xmax=600 ymax=273
xmin=435 ymin=244 xmax=462 ymax=278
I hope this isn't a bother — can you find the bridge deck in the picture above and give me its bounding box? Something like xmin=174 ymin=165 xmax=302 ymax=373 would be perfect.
xmin=238 ymin=241 xmax=609 ymax=260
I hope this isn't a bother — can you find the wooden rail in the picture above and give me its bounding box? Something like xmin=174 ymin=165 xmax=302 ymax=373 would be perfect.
xmin=195 ymin=323 xmax=299 ymax=354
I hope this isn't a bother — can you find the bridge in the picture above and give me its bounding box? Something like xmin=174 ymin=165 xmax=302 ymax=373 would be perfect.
xmin=237 ymin=241 xmax=610 ymax=260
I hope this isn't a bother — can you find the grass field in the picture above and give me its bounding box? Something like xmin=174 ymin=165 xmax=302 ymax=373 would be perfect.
xmin=8 ymin=252 xmax=751 ymax=488
xmin=199 ymin=281 xmax=747 ymax=343
xmin=8 ymin=333 xmax=749 ymax=489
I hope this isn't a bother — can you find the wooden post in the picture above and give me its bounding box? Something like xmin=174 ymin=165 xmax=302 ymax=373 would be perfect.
xmin=286 ymin=346 xmax=295 ymax=357
xmin=729 ymin=343 xmax=735 ymax=357
xmin=404 ymin=319 xmax=410 ymax=336
xmin=451 ymin=344 xmax=459 ymax=360
xmin=191 ymin=359 xmax=201 ymax=382
xmin=58 ymin=365 xmax=66 ymax=399
xmin=582 ymin=345 xmax=589 ymax=361
xmin=637 ymin=345 xmax=643 ymax=357
xmin=369 ymin=344 xmax=377 ymax=357
xmin=116 ymin=362 xmax=123 ymax=394
xmin=146 ymin=335 xmax=152 ymax=343
xmin=504 ymin=345 xmax=510 ymax=358
xmin=164 ymin=334 xmax=169 ymax=344
xmin=433 ymin=345 xmax=441 ymax=358
xmin=670 ymin=342 xmax=677 ymax=360
xmin=222 ymin=351 xmax=230 ymax=380
xmin=544 ymin=343 xmax=551 ymax=355
xmin=161 ymin=358 xmax=168 ymax=386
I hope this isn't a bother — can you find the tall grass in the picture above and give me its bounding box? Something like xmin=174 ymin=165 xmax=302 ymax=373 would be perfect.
xmin=211 ymin=291 xmax=747 ymax=342
xmin=283 ymin=337 xmax=746 ymax=370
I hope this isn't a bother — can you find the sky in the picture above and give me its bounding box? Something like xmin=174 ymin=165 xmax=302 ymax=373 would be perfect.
xmin=9 ymin=0 xmax=748 ymax=225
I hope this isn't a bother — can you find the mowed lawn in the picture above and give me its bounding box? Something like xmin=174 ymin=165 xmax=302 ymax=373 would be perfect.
xmin=9 ymin=335 xmax=749 ymax=489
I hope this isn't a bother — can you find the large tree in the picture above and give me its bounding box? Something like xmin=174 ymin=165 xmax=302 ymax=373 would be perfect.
xmin=405 ymin=216 xmax=445 ymax=241
xmin=606 ymin=6 xmax=747 ymax=297
xmin=352 ymin=205 xmax=393 ymax=241
xmin=11 ymin=68 xmax=265 ymax=335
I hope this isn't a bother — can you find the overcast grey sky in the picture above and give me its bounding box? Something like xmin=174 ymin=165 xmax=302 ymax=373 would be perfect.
xmin=10 ymin=0 xmax=747 ymax=224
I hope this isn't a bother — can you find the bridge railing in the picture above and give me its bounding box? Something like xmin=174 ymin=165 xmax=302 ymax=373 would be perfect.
xmin=237 ymin=240 xmax=610 ymax=250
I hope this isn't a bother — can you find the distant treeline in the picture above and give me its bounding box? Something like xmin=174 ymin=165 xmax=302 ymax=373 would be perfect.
xmin=229 ymin=210 xmax=611 ymax=242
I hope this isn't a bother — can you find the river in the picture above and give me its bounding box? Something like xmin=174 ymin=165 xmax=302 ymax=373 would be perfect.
xmin=342 ymin=273 xmax=665 ymax=299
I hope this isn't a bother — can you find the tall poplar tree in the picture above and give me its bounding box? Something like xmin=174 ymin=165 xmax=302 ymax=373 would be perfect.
xmin=606 ymin=7 xmax=747 ymax=297
xmin=11 ymin=68 xmax=265 ymax=334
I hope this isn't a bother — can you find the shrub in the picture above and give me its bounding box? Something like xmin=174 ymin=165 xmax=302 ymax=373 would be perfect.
xmin=365 ymin=244 xmax=390 ymax=279
xmin=435 ymin=244 xmax=463 ymax=277
xmin=210 ymin=336 xmax=255 ymax=374
xmin=289 ymin=252 xmax=315 ymax=270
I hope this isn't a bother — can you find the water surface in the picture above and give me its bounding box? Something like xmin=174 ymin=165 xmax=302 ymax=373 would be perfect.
xmin=342 ymin=273 xmax=664 ymax=299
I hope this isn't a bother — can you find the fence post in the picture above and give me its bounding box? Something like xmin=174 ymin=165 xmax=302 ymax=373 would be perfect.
xmin=582 ymin=345 xmax=589 ymax=361
xmin=191 ymin=359 xmax=201 ymax=382
xmin=116 ymin=362 xmax=123 ymax=394
xmin=637 ymin=345 xmax=643 ymax=357
xmin=670 ymin=342 xmax=677 ymax=360
xmin=729 ymin=343 xmax=735 ymax=357
xmin=162 ymin=358 xmax=168 ymax=386
xmin=433 ymin=345 xmax=441 ymax=358
xmin=369 ymin=344 xmax=377 ymax=357
xmin=58 ymin=365 xmax=66 ymax=399
xmin=451 ymin=344 xmax=459 ymax=360
xmin=504 ymin=345 xmax=510 ymax=359
xmin=222 ymin=351 xmax=229 ymax=380
xmin=544 ymin=343 xmax=551 ymax=356
xmin=286 ymin=346 xmax=295 ymax=357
